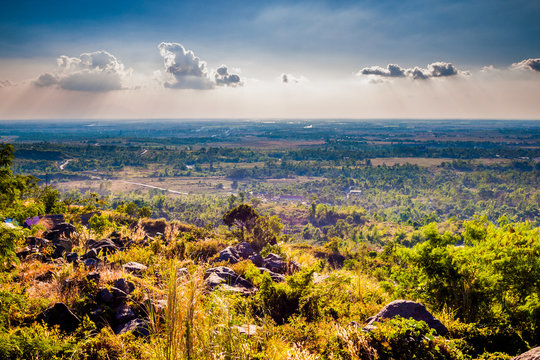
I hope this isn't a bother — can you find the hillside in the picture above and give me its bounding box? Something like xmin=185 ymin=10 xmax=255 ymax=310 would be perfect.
xmin=1 ymin=141 xmax=540 ymax=359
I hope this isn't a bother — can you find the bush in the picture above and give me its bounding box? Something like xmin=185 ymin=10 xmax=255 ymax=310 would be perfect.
xmin=0 ymin=223 xmax=25 ymax=272
xmin=0 ymin=324 xmax=73 ymax=360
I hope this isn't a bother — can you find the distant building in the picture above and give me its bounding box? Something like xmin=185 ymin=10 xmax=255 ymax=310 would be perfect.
xmin=347 ymin=189 xmax=362 ymax=199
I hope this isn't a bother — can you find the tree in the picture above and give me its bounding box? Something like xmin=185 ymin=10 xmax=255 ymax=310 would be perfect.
xmin=222 ymin=204 xmax=259 ymax=241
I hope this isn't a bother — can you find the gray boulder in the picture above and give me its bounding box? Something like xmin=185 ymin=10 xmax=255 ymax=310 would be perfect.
xmin=513 ymin=347 xmax=540 ymax=360
xmin=204 ymin=266 xmax=255 ymax=295
xmin=123 ymin=262 xmax=148 ymax=275
xmin=216 ymin=246 xmax=240 ymax=264
xmin=236 ymin=242 xmax=255 ymax=258
xmin=263 ymin=253 xmax=287 ymax=274
xmin=89 ymin=239 xmax=119 ymax=255
xmin=364 ymin=300 xmax=448 ymax=335
xmin=114 ymin=318 xmax=149 ymax=337
xmin=258 ymin=267 xmax=285 ymax=283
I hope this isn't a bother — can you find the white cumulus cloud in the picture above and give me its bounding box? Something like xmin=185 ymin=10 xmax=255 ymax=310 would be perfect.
xmin=33 ymin=51 xmax=130 ymax=92
xmin=158 ymin=42 xmax=242 ymax=89
xmin=511 ymin=58 xmax=540 ymax=72
xmin=358 ymin=62 xmax=462 ymax=80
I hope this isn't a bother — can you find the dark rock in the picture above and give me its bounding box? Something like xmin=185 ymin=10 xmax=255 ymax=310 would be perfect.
xmin=43 ymin=222 xmax=77 ymax=241
xmin=36 ymin=303 xmax=80 ymax=332
xmin=248 ymin=253 xmax=264 ymax=267
xmin=236 ymin=242 xmax=255 ymax=259
xmin=123 ymin=262 xmax=148 ymax=275
xmin=41 ymin=214 xmax=65 ymax=228
xmin=263 ymin=253 xmax=287 ymax=274
xmin=363 ymin=300 xmax=448 ymax=335
xmin=513 ymin=347 xmax=540 ymax=360
xmin=61 ymin=278 xmax=80 ymax=293
xmin=26 ymin=237 xmax=49 ymax=247
xmin=66 ymin=252 xmax=79 ymax=263
xmin=97 ymin=288 xmax=114 ymax=304
xmin=89 ymin=239 xmax=119 ymax=255
xmin=204 ymin=266 xmax=255 ymax=295
xmin=17 ymin=246 xmax=36 ymax=259
xmin=35 ymin=270 xmax=54 ymax=282
xmin=81 ymin=249 xmax=98 ymax=260
xmin=258 ymin=267 xmax=285 ymax=283
xmin=86 ymin=271 xmax=101 ymax=283
xmin=110 ymin=287 xmax=128 ymax=303
xmin=52 ymin=239 xmax=73 ymax=259
xmin=216 ymin=246 xmax=240 ymax=264
xmin=83 ymin=258 xmax=99 ymax=269
xmin=114 ymin=304 xmax=136 ymax=323
xmin=114 ymin=318 xmax=149 ymax=337
xmin=114 ymin=278 xmax=135 ymax=294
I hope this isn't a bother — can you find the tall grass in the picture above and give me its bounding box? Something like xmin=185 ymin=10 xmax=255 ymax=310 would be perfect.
xmin=149 ymin=261 xmax=257 ymax=360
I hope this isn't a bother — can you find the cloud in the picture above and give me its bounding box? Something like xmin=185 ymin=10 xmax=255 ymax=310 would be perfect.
xmin=158 ymin=42 xmax=213 ymax=89
xmin=0 ymin=80 xmax=15 ymax=88
xmin=281 ymin=73 xmax=306 ymax=84
xmin=359 ymin=64 xmax=406 ymax=78
xmin=158 ymin=42 xmax=242 ymax=89
xmin=511 ymin=58 xmax=540 ymax=72
xmin=215 ymin=65 xmax=242 ymax=87
xmin=358 ymin=62 xmax=462 ymax=80
xmin=33 ymin=51 xmax=130 ymax=92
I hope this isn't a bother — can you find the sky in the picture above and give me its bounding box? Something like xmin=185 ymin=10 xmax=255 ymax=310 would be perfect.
xmin=0 ymin=0 xmax=539 ymax=119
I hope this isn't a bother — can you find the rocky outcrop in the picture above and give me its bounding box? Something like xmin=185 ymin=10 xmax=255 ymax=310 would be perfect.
xmin=364 ymin=300 xmax=448 ymax=335
xmin=512 ymin=348 xmax=540 ymax=360
xmin=43 ymin=222 xmax=77 ymax=242
xmin=123 ymin=262 xmax=148 ymax=275
xmin=205 ymin=266 xmax=256 ymax=295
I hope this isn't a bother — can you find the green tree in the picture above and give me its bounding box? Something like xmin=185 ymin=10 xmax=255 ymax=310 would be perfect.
xmin=222 ymin=204 xmax=259 ymax=241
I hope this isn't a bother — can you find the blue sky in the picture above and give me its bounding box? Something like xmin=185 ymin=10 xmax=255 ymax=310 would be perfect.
xmin=0 ymin=0 xmax=539 ymax=119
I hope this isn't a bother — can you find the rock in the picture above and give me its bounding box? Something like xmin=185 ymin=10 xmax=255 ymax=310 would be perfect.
xmin=123 ymin=262 xmax=147 ymax=275
xmin=205 ymin=266 xmax=256 ymax=295
xmin=81 ymin=249 xmax=98 ymax=260
xmin=66 ymin=252 xmax=79 ymax=263
xmin=114 ymin=304 xmax=136 ymax=323
xmin=26 ymin=237 xmax=49 ymax=247
xmin=86 ymin=271 xmax=101 ymax=283
xmin=258 ymin=267 xmax=285 ymax=283
xmin=263 ymin=253 xmax=287 ymax=274
xmin=35 ymin=270 xmax=54 ymax=282
xmin=83 ymin=258 xmax=99 ymax=269
xmin=236 ymin=242 xmax=255 ymax=259
xmin=114 ymin=278 xmax=135 ymax=294
xmin=248 ymin=253 xmax=265 ymax=267
xmin=513 ymin=347 xmax=540 ymax=360
xmin=97 ymin=288 xmax=114 ymax=304
xmin=89 ymin=239 xmax=119 ymax=255
xmin=40 ymin=214 xmax=65 ymax=228
xmin=110 ymin=287 xmax=129 ymax=303
xmin=36 ymin=303 xmax=81 ymax=332
xmin=114 ymin=318 xmax=149 ymax=337
xmin=216 ymin=246 xmax=240 ymax=264
xmin=52 ymin=239 xmax=73 ymax=259
xmin=364 ymin=300 xmax=448 ymax=335
xmin=43 ymin=223 xmax=77 ymax=241
xmin=17 ymin=246 xmax=36 ymax=259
